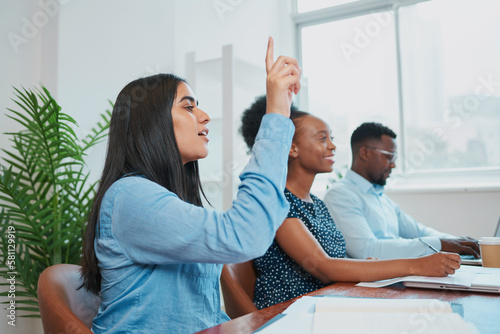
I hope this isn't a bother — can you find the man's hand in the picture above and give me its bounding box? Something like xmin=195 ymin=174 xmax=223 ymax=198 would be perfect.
xmin=440 ymin=237 xmax=480 ymax=258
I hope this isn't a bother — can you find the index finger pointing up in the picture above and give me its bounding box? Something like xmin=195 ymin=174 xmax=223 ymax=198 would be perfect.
xmin=266 ymin=36 xmax=274 ymax=74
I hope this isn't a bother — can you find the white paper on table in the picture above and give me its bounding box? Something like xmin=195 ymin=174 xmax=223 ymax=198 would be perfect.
xmin=459 ymin=264 xmax=500 ymax=274
xmin=312 ymin=312 xmax=478 ymax=334
xmin=258 ymin=296 xmax=479 ymax=334
xmin=314 ymin=297 xmax=453 ymax=314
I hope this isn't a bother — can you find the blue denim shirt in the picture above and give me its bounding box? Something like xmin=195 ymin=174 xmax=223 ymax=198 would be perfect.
xmin=323 ymin=170 xmax=453 ymax=259
xmin=91 ymin=114 xmax=294 ymax=333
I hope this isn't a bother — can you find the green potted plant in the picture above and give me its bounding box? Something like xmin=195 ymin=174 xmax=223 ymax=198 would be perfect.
xmin=0 ymin=85 xmax=110 ymax=317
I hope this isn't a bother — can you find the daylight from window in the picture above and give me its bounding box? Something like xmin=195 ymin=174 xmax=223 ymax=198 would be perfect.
xmin=299 ymin=0 xmax=500 ymax=180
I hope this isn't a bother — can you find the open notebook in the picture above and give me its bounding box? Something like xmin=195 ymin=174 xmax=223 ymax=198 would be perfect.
xmin=357 ymin=265 xmax=500 ymax=293
xmin=312 ymin=298 xmax=476 ymax=334
xmin=403 ymin=266 xmax=500 ymax=293
xmin=254 ymin=296 xmax=479 ymax=334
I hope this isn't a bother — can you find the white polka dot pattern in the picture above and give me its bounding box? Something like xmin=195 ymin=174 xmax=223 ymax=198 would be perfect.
xmin=253 ymin=189 xmax=346 ymax=309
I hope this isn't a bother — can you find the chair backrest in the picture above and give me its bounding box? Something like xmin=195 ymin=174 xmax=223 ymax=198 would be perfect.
xmin=37 ymin=264 xmax=100 ymax=334
xmin=220 ymin=261 xmax=258 ymax=319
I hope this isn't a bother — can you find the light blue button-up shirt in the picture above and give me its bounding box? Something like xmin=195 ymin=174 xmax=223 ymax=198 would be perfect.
xmin=92 ymin=114 xmax=294 ymax=334
xmin=323 ymin=170 xmax=453 ymax=259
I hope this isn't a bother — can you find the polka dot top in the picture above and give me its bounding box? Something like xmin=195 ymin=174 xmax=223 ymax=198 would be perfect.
xmin=253 ymin=188 xmax=346 ymax=309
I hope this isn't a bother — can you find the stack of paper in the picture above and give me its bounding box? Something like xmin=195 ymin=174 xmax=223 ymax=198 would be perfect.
xmin=312 ymin=298 xmax=477 ymax=334
xmin=254 ymin=296 xmax=479 ymax=334
xmin=356 ymin=265 xmax=500 ymax=293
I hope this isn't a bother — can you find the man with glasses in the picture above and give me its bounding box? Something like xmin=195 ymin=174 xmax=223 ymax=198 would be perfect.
xmin=323 ymin=122 xmax=479 ymax=260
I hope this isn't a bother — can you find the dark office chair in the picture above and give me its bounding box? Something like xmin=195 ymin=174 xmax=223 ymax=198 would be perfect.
xmin=37 ymin=264 xmax=100 ymax=334
xmin=220 ymin=261 xmax=259 ymax=319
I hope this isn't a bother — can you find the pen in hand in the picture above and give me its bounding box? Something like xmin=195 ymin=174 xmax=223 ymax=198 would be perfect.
xmin=418 ymin=237 xmax=439 ymax=253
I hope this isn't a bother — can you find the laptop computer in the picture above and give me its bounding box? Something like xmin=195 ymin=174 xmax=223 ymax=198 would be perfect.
xmin=404 ymin=265 xmax=500 ymax=293
xmin=459 ymin=215 xmax=500 ymax=265
xmin=495 ymin=216 xmax=500 ymax=237
xmin=460 ymin=255 xmax=482 ymax=265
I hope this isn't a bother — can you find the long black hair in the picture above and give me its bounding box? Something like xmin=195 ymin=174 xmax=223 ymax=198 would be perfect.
xmin=81 ymin=74 xmax=206 ymax=294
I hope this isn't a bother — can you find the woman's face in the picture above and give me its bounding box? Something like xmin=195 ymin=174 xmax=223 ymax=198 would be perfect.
xmin=291 ymin=115 xmax=336 ymax=174
xmin=172 ymin=82 xmax=210 ymax=164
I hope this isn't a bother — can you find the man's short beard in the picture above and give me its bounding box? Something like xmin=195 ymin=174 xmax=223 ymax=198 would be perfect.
xmin=374 ymin=176 xmax=387 ymax=186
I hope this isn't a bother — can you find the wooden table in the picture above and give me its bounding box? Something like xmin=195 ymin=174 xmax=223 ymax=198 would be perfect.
xmin=196 ymin=283 xmax=500 ymax=334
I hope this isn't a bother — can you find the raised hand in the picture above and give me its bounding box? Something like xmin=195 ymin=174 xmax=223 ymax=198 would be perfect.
xmin=265 ymin=37 xmax=301 ymax=117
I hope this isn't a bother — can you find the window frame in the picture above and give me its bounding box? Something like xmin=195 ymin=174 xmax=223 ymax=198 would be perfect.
xmin=293 ymin=0 xmax=500 ymax=192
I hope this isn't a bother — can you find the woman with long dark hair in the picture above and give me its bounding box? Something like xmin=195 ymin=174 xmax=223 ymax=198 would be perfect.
xmin=81 ymin=38 xmax=301 ymax=333
xmin=240 ymin=96 xmax=461 ymax=309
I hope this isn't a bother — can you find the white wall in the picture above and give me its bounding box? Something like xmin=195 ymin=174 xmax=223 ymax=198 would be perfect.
xmin=387 ymin=189 xmax=500 ymax=239
xmin=1 ymin=2 xmax=44 ymax=332
xmin=173 ymin=0 xmax=296 ymax=77
xmin=56 ymin=0 xmax=177 ymax=181
xmin=1 ymin=1 xmax=43 ymax=159
xmin=1 ymin=1 xmax=176 ymax=333
xmin=1 ymin=0 xmax=177 ymax=177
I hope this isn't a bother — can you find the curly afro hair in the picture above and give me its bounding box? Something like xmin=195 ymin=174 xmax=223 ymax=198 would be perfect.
xmin=240 ymin=95 xmax=308 ymax=151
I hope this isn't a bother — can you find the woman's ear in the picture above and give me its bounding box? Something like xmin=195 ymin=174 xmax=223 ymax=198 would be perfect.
xmin=289 ymin=143 xmax=299 ymax=158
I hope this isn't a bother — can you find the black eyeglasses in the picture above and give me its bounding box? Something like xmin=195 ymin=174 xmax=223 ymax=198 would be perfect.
xmin=366 ymin=147 xmax=397 ymax=163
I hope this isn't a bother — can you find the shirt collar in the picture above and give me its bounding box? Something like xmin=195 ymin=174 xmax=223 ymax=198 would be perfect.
xmin=345 ymin=170 xmax=385 ymax=196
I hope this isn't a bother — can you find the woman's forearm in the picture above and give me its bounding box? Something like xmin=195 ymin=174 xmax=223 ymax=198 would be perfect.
xmin=315 ymin=252 xmax=460 ymax=284
xmin=315 ymin=257 xmax=413 ymax=283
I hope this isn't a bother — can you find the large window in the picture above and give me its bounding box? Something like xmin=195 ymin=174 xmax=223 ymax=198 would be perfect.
xmin=297 ymin=0 xmax=500 ymax=190
xmin=399 ymin=1 xmax=500 ymax=173
xmin=301 ymin=11 xmax=400 ymax=176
